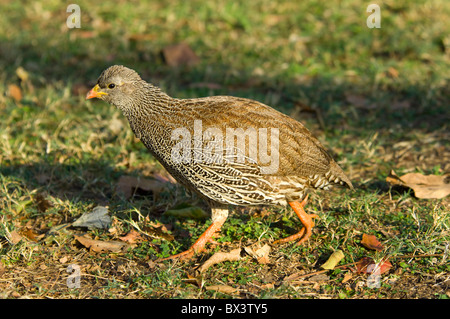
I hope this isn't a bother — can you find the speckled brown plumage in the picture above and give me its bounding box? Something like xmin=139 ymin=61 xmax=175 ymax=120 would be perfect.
xmin=87 ymin=65 xmax=353 ymax=260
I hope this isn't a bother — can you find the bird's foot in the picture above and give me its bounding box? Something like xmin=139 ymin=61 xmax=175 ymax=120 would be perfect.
xmin=157 ymin=216 xmax=226 ymax=262
xmin=272 ymin=196 xmax=319 ymax=246
xmin=157 ymin=235 xmax=221 ymax=262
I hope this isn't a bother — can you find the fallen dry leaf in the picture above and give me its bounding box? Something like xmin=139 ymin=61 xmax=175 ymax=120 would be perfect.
xmin=244 ymin=244 xmax=271 ymax=264
xmin=244 ymin=244 xmax=270 ymax=264
xmin=355 ymin=257 xmax=373 ymax=273
xmin=386 ymin=67 xmax=399 ymax=78
xmin=386 ymin=170 xmax=450 ymax=199
xmin=205 ymin=284 xmax=239 ymax=295
xmin=345 ymin=93 xmax=376 ymax=110
xmin=199 ymin=248 xmax=241 ymax=273
xmin=361 ymin=234 xmax=384 ymax=251
xmin=8 ymin=230 xmax=23 ymax=245
xmin=74 ymin=234 xmax=130 ymax=253
xmin=162 ymin=42 xmax=199 ymax=67
xmin=119 ymin=229 xmax=143 ymax=245
xmin=21 ymin=227 xmax=45 ymax=242
xmin=116 ymin=175 xmax=167 ymax=199
xmin=8 ymin=84 xmax=22 ymax=102
xmin=342 ymin=272 xmax=353 ymax=283
xmin=320 ymin=249 xmax=345 ymax=270
xmin=72 ymin=206 xmax=111 ymax=229
xmin=377 ymin=260 xmax=393 ymax=274
xmin=308 ymin=273 xmax=330 ymax=282
xmin=59 ymin=256 xmax=69 ymax=264
xmin=355 ymin=257 xmax=392 ymax=275
xmin=34 ymin=192 xmax=53 ymax=213
xmin=261 ymin=283 xmax=275 ymax=290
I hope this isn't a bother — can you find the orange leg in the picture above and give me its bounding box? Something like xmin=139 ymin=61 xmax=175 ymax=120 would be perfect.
xmin=158 ymin=208 xmax=228 ymax=261
xmin=273 ymin=195 xmax=319 ymax=246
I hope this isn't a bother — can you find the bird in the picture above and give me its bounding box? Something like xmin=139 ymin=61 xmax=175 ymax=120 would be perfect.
xmin=86 ymin=65 xmax=353 ymax=261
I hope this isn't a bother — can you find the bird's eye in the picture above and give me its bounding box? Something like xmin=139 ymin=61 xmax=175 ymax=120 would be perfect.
xmin=108 ymin=83 xmax=116 ymax=89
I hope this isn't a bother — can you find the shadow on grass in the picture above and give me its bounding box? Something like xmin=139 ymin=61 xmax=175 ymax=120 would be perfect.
xmin=1 ymin=32 xmax=449 ymax=135
xmin=0 ymin=160 xmax=122 ymax=204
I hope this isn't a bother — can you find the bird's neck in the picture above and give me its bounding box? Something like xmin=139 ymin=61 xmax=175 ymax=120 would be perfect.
xmin=121 ymin=83 xmax=176 ymax=140
xmin=122 ymin=83 xmax=174 ymax=118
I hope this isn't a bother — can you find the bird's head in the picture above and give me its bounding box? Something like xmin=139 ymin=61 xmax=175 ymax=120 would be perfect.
xmin=86 ymin=65 xmax=144 ymax=110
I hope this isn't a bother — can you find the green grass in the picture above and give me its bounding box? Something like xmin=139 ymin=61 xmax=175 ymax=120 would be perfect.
xmin=0 ymin=0 xmax=449 ymax=299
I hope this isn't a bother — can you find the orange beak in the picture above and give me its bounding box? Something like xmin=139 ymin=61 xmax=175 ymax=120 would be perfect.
xmin=86 ymin=84 xmax=108 ymax=99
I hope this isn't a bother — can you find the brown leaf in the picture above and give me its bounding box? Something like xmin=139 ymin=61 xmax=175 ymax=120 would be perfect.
xmin=116 ymin=175 xmax=167 ymax=199
xmin=354 ymin=257 xmax=392 ymax=275
xmin=361 ymin=234 xmax=384 ymax=251
xmin=34 ymin=192 xmax=53 ymax=213
xmin=386 ymin=170 xmax=450 ymax=199
xmin=8 ymin=230 xmax=23 ymax=245
xmin=199 ymin=248 xmax=241 ymax=273
xmin=205 ymin=284 xmax=239 ymax=295
xmin=162 ymin=42 xmax=200 ymax=67
xmin=261 ymin=283 xmax=275 ymax=289
xmin=244 ymin=244 xmax=271 ymax=264
xmin=59 ymin=256 xmax=69 ymax=264
xmin=377 ymin=260 xmax=393 ymax=274
xmin=345 ymin=93 xmax=376 ymax=109
xmin=75 ymin=235 xmax=130 ymax=253
xmin=342 ymin=272 xmax=353 ymax=283
xmin=354 ymin=257 xmax=374 ymax=273
xmin=21 ymin=227 xmax=45 ymax=242
xmin=119 ymin=229 xmax=143 ymax=244
xmin=8 ymin=84 xmax=22 ymax=102
xmin=308 ymin=273 xmax=330 ymax=282
xmin=386 ymin=67 xmax=399 ymax=78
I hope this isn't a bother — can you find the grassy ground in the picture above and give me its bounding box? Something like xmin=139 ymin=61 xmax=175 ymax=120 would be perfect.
xmin=0 ymin=0 xmax=449 ymax=299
